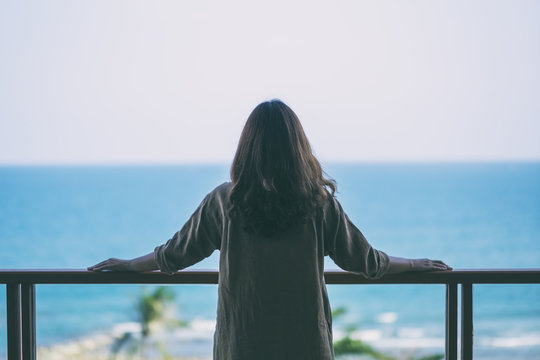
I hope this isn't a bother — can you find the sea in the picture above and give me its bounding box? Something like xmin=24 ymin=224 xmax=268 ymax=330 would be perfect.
xmin=0 ymin=163 xmax=539 ymax=359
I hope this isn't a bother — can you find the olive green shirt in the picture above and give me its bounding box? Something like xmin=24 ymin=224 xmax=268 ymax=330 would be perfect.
xmin=154 ymin=182 xmax=389 ymax=360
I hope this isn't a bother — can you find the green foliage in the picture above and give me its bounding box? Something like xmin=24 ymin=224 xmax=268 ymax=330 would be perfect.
xmin=408 ymin=355 xmax=444 ymax=360
xmin=332 ymin=306 xmax=395 ymax=360
xmin=334 ymin=336 xmax=395 ymax=360
xmin=332 ymin=306 xmax=443 ymax=360
xmin=332 ymin=306 xmax=347 ymax=319
xmin=137 ymin=286 xmax=176 ymax=337
xmin=109 ymin=333 xmax=137 ymax=359
xmin=109 ymin=286 xmax=183 ymax=360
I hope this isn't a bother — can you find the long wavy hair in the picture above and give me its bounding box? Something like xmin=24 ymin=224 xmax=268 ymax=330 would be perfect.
xmin=229 ymin=100 xmax=336 ymax=237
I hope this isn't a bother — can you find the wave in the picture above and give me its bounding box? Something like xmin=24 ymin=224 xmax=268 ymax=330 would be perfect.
xmin=36 ymin=318 xmax=540 ymax=359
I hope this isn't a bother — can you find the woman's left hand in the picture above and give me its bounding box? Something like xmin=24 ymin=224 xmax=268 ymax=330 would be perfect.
xmin=88 ymin=258 xmax=132 ymax=272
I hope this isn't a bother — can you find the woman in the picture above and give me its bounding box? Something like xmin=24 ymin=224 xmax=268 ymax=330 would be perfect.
xmin=89 ymin=99 xmax=451 ymax=360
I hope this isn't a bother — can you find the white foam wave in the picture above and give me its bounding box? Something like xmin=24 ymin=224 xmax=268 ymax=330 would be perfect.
xmin=376 ymin=312 xmax=398 ymax=324
xmin=111 ymin=321 xmax=141 ymax=336
xmin=372 ymin=337 xmax=445 ymax=349
xmin=479 ymin=335 xmax=540 ymax=348
xmin=397 ymin=327 xmax=425 ymax=338
xmin=353 ymin=329 xmax=383 ymax=341
xmin=171 ymin=318 xmax=216 ymax=341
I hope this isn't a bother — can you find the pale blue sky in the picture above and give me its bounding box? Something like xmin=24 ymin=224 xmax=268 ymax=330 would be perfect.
xmin=1 ymin=0 xmax=539 ymax=164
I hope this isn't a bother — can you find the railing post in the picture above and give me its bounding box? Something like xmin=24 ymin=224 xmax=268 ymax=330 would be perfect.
xmin=445 ymin=283 xmax=458 ymax=360
xmin=21 ymin=283 xmax=36 ymax=360
xmin=6 ymin=283 xmax=22 ymax=360
xmin=461 ymin=283 xmax=473 ymax=360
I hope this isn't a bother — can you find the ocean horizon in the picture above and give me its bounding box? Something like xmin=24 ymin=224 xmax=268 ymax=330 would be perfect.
xmin=1 ymin=162 xmax=539 ymax=359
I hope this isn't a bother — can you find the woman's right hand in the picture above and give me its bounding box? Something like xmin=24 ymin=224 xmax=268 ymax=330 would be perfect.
xmin=411 ymin=258 xmax=452 ymax=272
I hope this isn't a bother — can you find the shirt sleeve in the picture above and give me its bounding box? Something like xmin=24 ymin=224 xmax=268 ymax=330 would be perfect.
xmin=154 ymin=189 xmax=223 ymax=275
xmin=325 ymin=196 xmax=389 ymax=279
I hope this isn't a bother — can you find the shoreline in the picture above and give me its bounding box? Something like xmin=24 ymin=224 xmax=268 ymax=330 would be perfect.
xmin=32 ymin=320 xmax=540 ymax=360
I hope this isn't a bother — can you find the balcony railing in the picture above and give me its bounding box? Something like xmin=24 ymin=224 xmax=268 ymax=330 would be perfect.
xmin=1 ymin=269 xmax=539 ymax=360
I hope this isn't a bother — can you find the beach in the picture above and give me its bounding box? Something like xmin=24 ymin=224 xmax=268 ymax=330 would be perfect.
xmin=35 ymin=318 xmax=540 ymax=360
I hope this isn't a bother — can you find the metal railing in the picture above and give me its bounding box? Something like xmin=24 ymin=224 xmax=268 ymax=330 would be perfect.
xmin=1 ymin=269 xmax=539 ymax=360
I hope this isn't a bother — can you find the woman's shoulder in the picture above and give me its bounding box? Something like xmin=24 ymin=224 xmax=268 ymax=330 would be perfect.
xmin=317 ymin=190 xmax=344 ymax=223
xmin=321 ymin=189 xmax=339 ymax=209
xmin=212 ymin=181 xmax=232 ymax=196
xmin=203 ymin=182 xmax=232 ymax=206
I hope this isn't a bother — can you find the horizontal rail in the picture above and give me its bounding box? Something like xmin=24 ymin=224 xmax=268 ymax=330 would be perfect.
xmin=0 ymin=268 xmax=539 ymax=284
xmin=2 ymin=269 xmax=539 ymax=360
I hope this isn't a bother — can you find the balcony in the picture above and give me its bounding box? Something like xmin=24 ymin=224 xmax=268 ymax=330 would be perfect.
xmin=1 ymin=269 xmax=539 ymax=360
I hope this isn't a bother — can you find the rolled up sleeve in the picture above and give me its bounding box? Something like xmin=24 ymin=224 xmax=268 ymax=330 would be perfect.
xmin=154 ymin=190 xmax=223 ymax=275
xmin=326 ymin=198 xmax=389 ymax=279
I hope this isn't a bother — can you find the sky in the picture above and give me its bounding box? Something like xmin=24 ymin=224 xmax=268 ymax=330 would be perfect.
xmin=0 ymin=0 xmax=539 ymax=164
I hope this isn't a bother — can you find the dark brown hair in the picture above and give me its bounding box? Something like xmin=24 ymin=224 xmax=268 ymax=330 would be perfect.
xmin=229 ymin=99 xmax=336 ymax=237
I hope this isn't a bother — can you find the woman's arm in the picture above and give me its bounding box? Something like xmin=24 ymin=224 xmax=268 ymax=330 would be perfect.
xmin=88 ymin=252 xmax=159 ymax=272
xmin=386 ymin=256 xmax=452 ymax=274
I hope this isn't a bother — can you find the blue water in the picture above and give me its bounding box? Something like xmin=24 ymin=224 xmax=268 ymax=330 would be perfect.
xmin=0 ymin=163 xmax=539 ymax=358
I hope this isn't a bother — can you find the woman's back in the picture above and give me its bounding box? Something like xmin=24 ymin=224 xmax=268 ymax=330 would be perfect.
xmin=218 ymin=183 xmax=332 ymax=360
xmin=154 ymin=182 xmax=389 ymax=360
